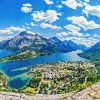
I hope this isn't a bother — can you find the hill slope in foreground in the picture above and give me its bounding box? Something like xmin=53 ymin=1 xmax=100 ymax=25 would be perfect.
xmin=0 ymin=82 xmax=100 ymax=100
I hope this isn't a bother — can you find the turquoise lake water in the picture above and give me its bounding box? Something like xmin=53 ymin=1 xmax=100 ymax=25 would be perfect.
xmin=0 ymin=49 xmax=86 ymax=89
xmin=0 ymin=49 xmax=15 ymax=58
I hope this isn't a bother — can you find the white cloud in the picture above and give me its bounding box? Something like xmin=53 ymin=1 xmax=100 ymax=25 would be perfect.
xmin=0 ymin=26 xmax=26 ymax=34
xmin=21 ymin=7 xmax=32 ymax=13
xmin=64 ymin=24 xmax=83 ymax=36
xmin=62 ymin=0 xmax=83 ymax=9
xmin=84 ymin=0 xmax=89 ymax=2
xmin=56 ymin=32 xmax=69 ymax=40
xmin=92 ymin=34 xmax=100 ymax=38
xmin=31 ymin=11 xmax=45 ymax=21
xmin=67 ymin=31 xmax=83 ymax=36
xmin=44 ymin=0 xmax=54 ymax=5
xmin=0 ymin=30 xmax=13 ymax=34
xmin=31 ymin=10 xmax=62 ymax=23
xmin=21 ymin=3 xmax=32 ymax=13
xmin=24 ymin=22 xmax=35 ymax=27
xmin=40 ymin=23 xmax=61 ymax=30
xmin=31 ymin=22 xmax=35 ymax=27
xmin=25 ymin=23 xmax=30 ymax=26
xmin=26 ymin=27 xmax=31 ymax=30
xmin=27 ymin=31 xmax=36 ymax=35
xmin=64 ymin=24 xmax=81 ymax=32
xmin=56 ymin=5 xmax=63 ymax=9
xmin=23 ymin=3 xmax=32 ymax=7
xmin=0 ymin=36 xmax=13 ymax=41
xmin=67 ymin=16 xmax=100 ymax=30
xmin=83 ymin=4 xmax=100 ymax=18
xmin=6 ymin=26 xmax=26 ymax=32
xmin=57 ymin=33 xmax=99 ymax=47
xmin=67 ymin=37 xmax=99 ymax=47
xmin=85 ymin=33 xmax=90 ymax=37
xmin=56 ymin=29 xmax=100 ymax=47
xmin=56 ymin=30 xmax=83 ymax=37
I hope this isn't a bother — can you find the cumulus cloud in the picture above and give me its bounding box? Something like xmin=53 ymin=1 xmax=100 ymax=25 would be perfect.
xmin=56 ymin=5 xmax=63 ymax=9
xmin=67 ymin=31 xmax=83 ymax=36
xmin=40 ymin=23 xmax=61 ymax=30
xmin=6 ymin=26 xmax=26 ymax=32
xmin=44 ymin=0 xmax=54 ymax=5
xmin=64 ymin=24 xmax=83 ymax=36
xmin=0 ymin=30 xmax=13 ymax=34
xmin=85 ymin=33 xmax=90 ymax=37
xmin=56 ymin=32 xmax=69 ymax=41
xmin=0 ymin=36 xmax=13 ymax=41
xmin=21 ymin=3 xmax=32 ymax=13
xmin=56 ymin=32 xmax=99 ymax=47
xmin=31 ymin=10 xmax=62 ymax=23
xmin=92 ymin=34 xmax=100 ymax=38
xmin=31 ymin=22 xmax=35 ymax=27
xmin=64 ymin=24 xmax=81 ymax=32
xmin=67 ymin=16 xmax=100 ymax=30
xmin=84 ymin=0 xmax=89 ymax=2
xmin=0 ymin=26 xmax=26 ymax=34
xmin=83 ymin=4 xmax=100 ymax=18
xmin=62 ymin=0 xmax=83 ymax=9
xmin=23 ymin=3 xmax=32 ymax=7
xmin=25 ymin=23 xmax=30 ymax=26
xmin=66 ymin=36 xmax=99 ymax=47
xmin=56 ymin=31 xmax=83 ymax=37
xmin=27 ymin=31 xmax=36 ymax=35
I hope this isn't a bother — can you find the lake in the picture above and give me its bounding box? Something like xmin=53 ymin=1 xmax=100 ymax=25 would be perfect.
xmin=0 ymin=49 xmax=87 ymax=89
xmin=0 ymin=49 xmax=15 ymax=58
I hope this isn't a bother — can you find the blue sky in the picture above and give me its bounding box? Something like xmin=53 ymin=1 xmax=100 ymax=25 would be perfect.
xmin=0 ymin=0 xmax=100 ymax=47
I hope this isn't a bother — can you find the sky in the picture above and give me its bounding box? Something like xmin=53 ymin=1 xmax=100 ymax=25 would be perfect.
xmin=0 ymin=0 xmax=100 ymax=47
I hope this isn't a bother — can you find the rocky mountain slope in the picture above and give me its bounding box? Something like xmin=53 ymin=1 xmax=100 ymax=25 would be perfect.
xmin=0 ymin=31 xmax=74 ymax=53
xmin=50 ymin=37 xmax=74 ymax=52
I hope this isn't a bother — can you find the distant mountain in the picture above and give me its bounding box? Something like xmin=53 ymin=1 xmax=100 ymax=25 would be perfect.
xmin=0 ymin=31 xmax=73 ymax=53
xmin=50 ymin=37 xmax=74 ymax=52
xmin=87 ymin=42 xmax=100 ymax=52
xmin=79 ymin=42 xmax=100 ymax=65
xmin=0 ymin=31 xmax=55 ymax=52
xmin=63 ymin=40 xmax=87 ymax=50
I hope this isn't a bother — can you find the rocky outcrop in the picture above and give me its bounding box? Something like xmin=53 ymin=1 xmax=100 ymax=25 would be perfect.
xmin=72 ymin=82 xmax=100 ymax=100
xmin=0 ymin=82 xmax=100 ymax=100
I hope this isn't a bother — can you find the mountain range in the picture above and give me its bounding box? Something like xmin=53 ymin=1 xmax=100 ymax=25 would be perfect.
xmin=0 ymin=31 xmax=75 ymax=53
xmin=0 ymin=31 xmax=100 ymax=64
xmin=63 ymin=40 xmax=87 ymax=50
xmin=87 ymin=42 xmax=100 ymax=53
